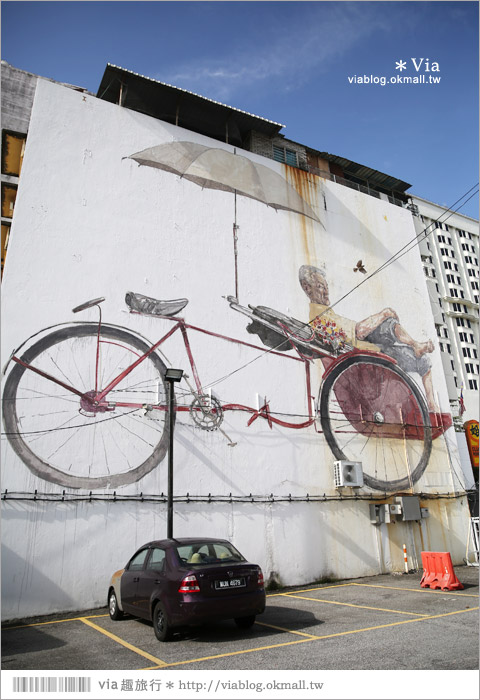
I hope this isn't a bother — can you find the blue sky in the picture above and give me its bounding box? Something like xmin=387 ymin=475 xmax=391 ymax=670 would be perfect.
xmin=1 ymin=1 xmax=478 ymax=217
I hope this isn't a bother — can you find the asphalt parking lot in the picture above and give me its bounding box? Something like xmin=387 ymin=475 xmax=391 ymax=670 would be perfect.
xmin=2 ymin=567 xmax=478 ymax=672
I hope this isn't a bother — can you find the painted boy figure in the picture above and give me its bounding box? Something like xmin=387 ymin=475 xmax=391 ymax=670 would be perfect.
xmin=298 ymin=265 xmax=438 ymax=412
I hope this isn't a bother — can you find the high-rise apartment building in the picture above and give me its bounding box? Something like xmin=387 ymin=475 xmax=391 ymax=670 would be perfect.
xmin=411 ymin=194 xmax=479 ymax=422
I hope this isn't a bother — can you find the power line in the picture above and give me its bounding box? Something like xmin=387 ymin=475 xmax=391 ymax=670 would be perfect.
xmin=203 ymin=184 xmax=479 ymax=391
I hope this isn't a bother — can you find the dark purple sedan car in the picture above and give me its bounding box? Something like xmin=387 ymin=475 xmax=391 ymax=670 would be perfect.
xmin=108 ymin=538 xmax=266 ymax=641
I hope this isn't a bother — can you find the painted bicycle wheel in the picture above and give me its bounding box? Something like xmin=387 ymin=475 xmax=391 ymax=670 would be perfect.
xmin=319 ymin=354 xmax=432 ymax=491
xmin=2 ymin=324 xmax=170 ymax=489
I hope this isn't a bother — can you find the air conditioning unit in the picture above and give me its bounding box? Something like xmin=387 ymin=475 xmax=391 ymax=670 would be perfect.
xmin=389 ymin=504 xmax=403 ymax=515
xmin=333 ymin=461 xmax=364 ymax=488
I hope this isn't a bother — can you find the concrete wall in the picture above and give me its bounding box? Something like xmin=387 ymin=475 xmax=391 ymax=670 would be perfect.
xmin=1 ymin=80 xmax=472 ymax=620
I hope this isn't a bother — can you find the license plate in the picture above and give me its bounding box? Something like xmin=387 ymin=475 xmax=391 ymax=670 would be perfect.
xmin=215 ymin=577 xmax=246 ymax=590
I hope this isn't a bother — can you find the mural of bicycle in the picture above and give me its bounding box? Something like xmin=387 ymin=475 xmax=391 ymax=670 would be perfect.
xmin=2 ymin=284 xmax=453 ymax=494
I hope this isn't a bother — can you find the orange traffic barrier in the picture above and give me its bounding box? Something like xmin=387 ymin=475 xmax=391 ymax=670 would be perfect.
xmin=420 ymin=551 xmax=464 ymax=591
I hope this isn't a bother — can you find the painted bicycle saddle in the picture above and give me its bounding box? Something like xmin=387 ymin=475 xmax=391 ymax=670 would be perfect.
xmin=125 ymin=292 xmax=188 ymax=317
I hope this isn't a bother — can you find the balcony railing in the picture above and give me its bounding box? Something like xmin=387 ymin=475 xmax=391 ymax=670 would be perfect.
xmin=305 ymin=165 xmax=406 ymax=208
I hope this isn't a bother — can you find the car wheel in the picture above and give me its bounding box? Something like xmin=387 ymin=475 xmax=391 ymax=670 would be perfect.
xmin=108 ymin=589 xmax=123 ymax=620
xmin=153 ymin=602 xmax=173 ymax=641
xmin=234 ymin=615 xmax=256 ymax=629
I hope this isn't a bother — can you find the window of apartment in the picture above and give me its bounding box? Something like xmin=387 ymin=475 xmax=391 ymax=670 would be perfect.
xmin=437 ymin=234 xmax=446 ymax=243
xmin=465 ymin=256 xmax=473 ymax=264
xmin=454 ymin=263 xmax=458 ymax=271
xmin=1 ymin=131 xmax=27 ymax=177
xmin=470 ymin=334 xmax=475 ymax=343
xmin=273 ymin=145 xmax=298 ymax=167
xmin=462 ymin=243 xmax=469 ymax=251
xmin=463 ymin=347 xmax=472 ymax=358
xmin=456 ymin=318 xmax=465 ymax=327
xmin=469 ymin=379 xmax=478 ymax=390
xmin=453 ymin=303 xmax=462 ymax=312
xmin=1 ymin=183 xmax=17 ymax=219
xmin=474 ymin=348 xmax=478 ymax=359
xmin=449 ymin=288 xmax=458 ymax=297
xmin=1 ymin=222 xmax=10 ymax=278
xmin=475 ymin=295 xmax=479 ymax=304
xmin=451 ymin=360 xmax=455 ymax=371
xmin=444 ymin=261 xmax=452 ymax=270
xmin=447 ymin=238 xmax=452 ymax=245
xmin=459 ymin=290 xmax=465 ymax=299
xmin=439 ymin=341 xmax=444 ymax=352
xmin=471 ymin=281 xmax=479 ymax=290
xmin=459 ymin=332 xmax=468 ymax=342
xmin=459 ymin=230 xmax=466 ymax=238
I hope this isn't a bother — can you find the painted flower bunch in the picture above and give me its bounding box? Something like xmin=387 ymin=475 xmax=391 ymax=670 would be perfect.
xmin=311 ymin=316 xmax=347 ymax=351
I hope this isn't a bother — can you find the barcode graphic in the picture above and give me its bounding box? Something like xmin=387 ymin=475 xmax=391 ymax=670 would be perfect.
xmin=13 ymin=677 xmax=91 ymax=693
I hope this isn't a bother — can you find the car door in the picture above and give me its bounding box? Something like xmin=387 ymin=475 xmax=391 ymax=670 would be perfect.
xmin=135 ymin=547 xmax=167 ymax=619
xmin=120 ymin=548 xmax=150 ymax=614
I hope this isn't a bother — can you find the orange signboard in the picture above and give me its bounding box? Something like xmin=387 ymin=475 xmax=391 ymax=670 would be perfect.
xmin=464 ymin=420 xmax=479 ymax=470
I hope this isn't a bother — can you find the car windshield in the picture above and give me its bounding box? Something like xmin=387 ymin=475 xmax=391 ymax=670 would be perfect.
xmin=176 ymin=541 xmax=246 ymax=566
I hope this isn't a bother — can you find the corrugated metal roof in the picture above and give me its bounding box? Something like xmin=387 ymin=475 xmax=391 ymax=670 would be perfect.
xmin=104 ymin=63 xmax=285 ymax=127
xmin=97 ymin=64 xmax=285 ymax=143
xmin=317 ymin=151 xmax=411 ymax=193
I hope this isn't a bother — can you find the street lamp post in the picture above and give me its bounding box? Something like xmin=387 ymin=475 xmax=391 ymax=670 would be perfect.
xmin=164 ymin=368 xmax=184 ymax=539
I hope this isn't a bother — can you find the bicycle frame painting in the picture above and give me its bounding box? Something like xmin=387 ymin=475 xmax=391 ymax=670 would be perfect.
xmin=2 ymin=291 xmax=451 ymax=494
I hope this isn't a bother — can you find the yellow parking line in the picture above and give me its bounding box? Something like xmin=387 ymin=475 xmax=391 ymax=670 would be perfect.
xmin=281 ymin=593 xmax=429 ymax=617
xmin=79 ymin=617 xmax=167 ymax=667
xmin=143 ymin=637 xmax=315 ymax=669
xmin=267 ymin=583 xmax=355 ymax=597
xmin=350 ymin=583 xmax=479 ymax=597
xmin=3 ymin=615 xmax=104 ymax=631
xmin=143 ymin=606 xmax=479 ymax=670
xmin=255 ymin=621 xmax=320 ymax=638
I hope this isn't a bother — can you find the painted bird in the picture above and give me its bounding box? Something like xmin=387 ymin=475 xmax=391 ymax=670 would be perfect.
xmin=353 ymin=260 xmax=367 ymax=274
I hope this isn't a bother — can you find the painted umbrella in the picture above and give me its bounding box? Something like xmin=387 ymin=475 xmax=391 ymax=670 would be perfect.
xmin=128 ymin=140 xmax=321 ymax=224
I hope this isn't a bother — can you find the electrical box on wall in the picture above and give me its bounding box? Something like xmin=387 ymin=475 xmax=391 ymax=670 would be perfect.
xmin=369 ymin=504 xmax=391 ymax=524
xmin=370 ymin=504 xmax=382 ymax=524
xmin=334 ymin=461 xmax=364 ymax=488
xmin=394 ymin=496 xmax=421 ymax=521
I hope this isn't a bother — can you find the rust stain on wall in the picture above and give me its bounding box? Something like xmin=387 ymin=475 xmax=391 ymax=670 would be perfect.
xmin=282 ymin=164 xmax=321 ymax=266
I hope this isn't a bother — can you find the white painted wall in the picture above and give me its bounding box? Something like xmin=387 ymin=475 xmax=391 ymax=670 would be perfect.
xmin=1 ymin=80 xmax=472 ymax=620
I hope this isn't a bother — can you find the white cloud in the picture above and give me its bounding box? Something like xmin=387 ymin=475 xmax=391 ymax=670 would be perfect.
xmin=154 ymin=3 xmax=392 ymax=103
